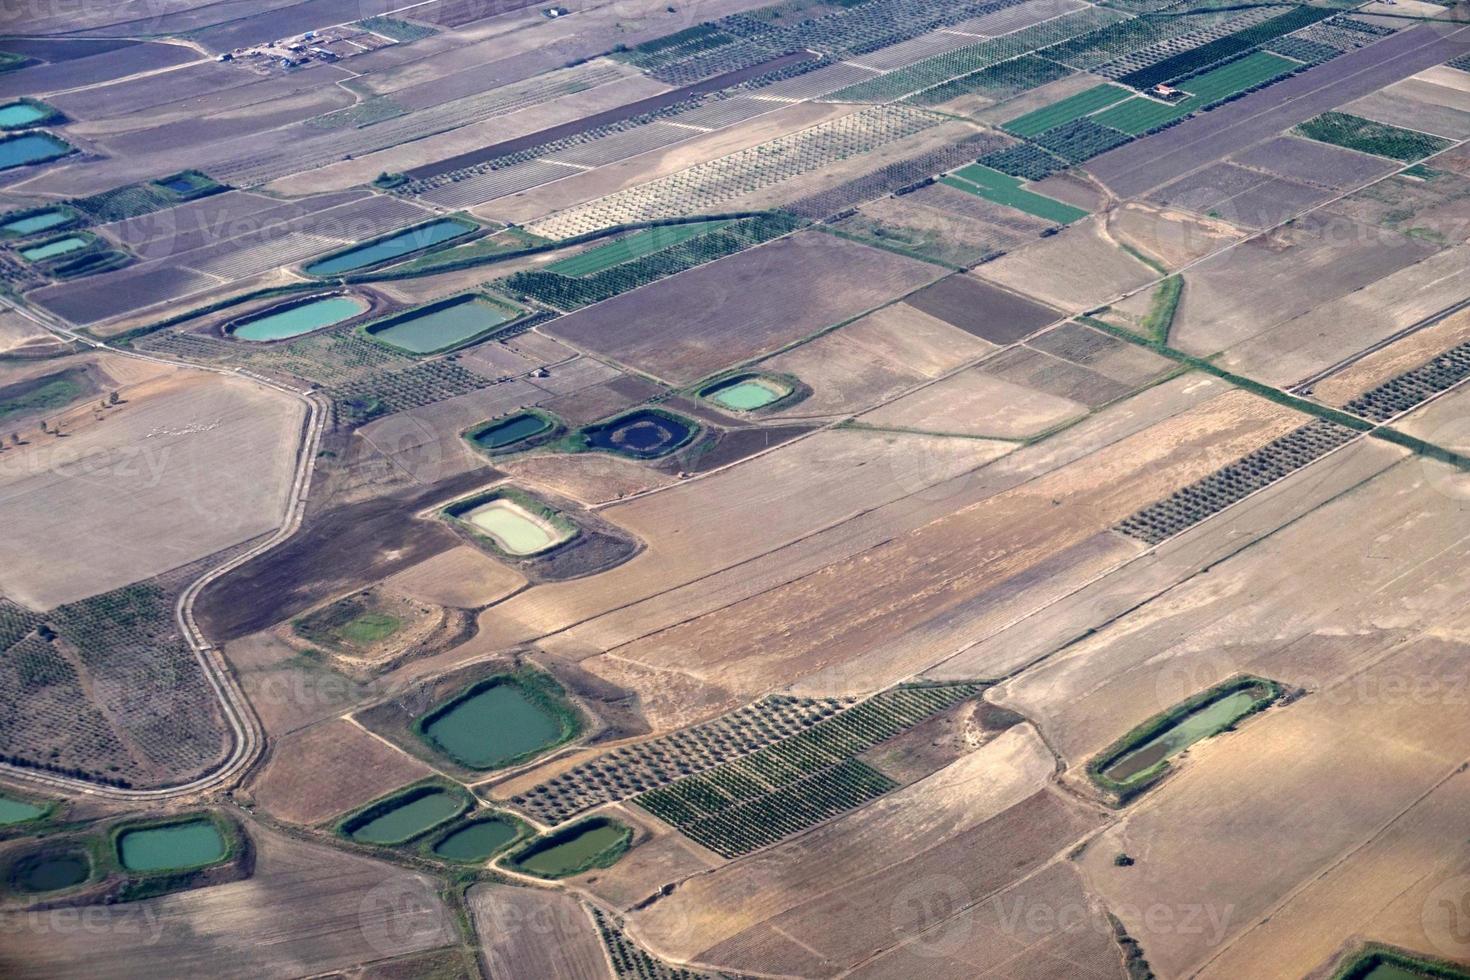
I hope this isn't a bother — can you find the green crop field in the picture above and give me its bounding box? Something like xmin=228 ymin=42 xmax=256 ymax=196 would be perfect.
xmin=1295 ymin=111 xmax=1454 ymax=163
xmin=942 ymin=165 xmax=1088 ymax=225
xmin=1001 ymin=84 xmax=1130 ymax=137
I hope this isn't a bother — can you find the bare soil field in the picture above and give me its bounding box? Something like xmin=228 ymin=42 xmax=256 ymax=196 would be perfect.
xmin=1344 ymin=67 xmax=1470 ymax=139
xmin=903 ymin=273 xmax=1063 ymax=344
xmin=1309 ymin=306 xmax=1470 ymax=406
xmin=0 ymin=820 xmax=457 ymax=978
xmin=1170 ymin=212 xmax=1442 ymax=362
xmin=249 ymin=718 xmax=434 ymax=826
xmin=470 ymin=884 xmax=611 ymax=980
xmin=498 ymin=452 xmax=678 ymax=505
xmin=758 ymin=302 xmax=994 ymax=420
xmin=627 ymin=727 xmax=1090 ymax=973
xmin=978 ymin=345 xmax=1135 ymax=408
xmin=1229 ymin=135 xmax=1399 ymax=190
xmin=385 ymin=546 xmax=525 ymax=609
xmin=598 ymin=390 xmax=1302 ymax=708
xmin=973 ymin=217 xmax=1159 ymax=312
xmin=543 ymin=231 xmax=943 ymax=384
xmin=860 ymin=367 xmax=1087 ymax=439
xmin=0 ymin=42 xmax=199 ymax=98
xmin=0 ymin=362 xmax=303 ymax=609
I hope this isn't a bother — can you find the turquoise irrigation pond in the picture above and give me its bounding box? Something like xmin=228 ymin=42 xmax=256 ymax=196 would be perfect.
xmin=513 ymin=821 xmax=627 ymax=877
xmin=117 ymin=819 xmax=226 ymax=872
xmin=0 ymin=133 xmax=68 ymax=171
xmin=2 ymin=209 xmax=70 ymax=236
xmin=233 ymin=295 xmax=369 ymax=341
xmin=369 ymin=296 xmax=512 ymax=353
xmin=20 ymin=235 xmax=87 ymax=262
xmin=423 ymin=681 xmax=563 ymax=769
xmin=433 ymin=818 xmax=520 ymax=861
xmin=306 ymin=219 xmax=469 ymax=275
xmin=707 ymin=377 xmax=786 ymax=410
xmin=349 ymin=790 xmax=463 ymax=844
xmin=0 ymin=793 xmax=44 ymax=825
xmin=0 ymin=103 xmax=46 ymax=128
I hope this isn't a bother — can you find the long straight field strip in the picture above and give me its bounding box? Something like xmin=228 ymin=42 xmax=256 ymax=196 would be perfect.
xmin=635 ymin=684 xmax=979 ymax=858
xmin=1093 ymin=51 xmax=1298 ymax=135
xmin=542 ymin=219 xmax=734 ymax=276
xmin=905 ymin=54 xmax=1074 ymax=107
xmin=942 ymin=163 xmax=1087 ymax=224
xmin=1341 ymin=339 xmax=1470 ymax=422
xmin=826 ymin=6 xmax=1127 ymax=104
xmin=500 ymin=213 xmax=799 ymax=311
xmin=1115 ymin=5 xmax=1333 ymax=89
xmin=527 ymin=105 xmax=942 ymax=239
xmin=1001 ymin=83 xmax=1130 ymax=137
xmin=1294 ymin=111 xmax=1453 ymax=163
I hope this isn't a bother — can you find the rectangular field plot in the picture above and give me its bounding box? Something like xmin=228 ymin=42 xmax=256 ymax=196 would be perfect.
xmin=1294 ymin=111 xmax=1454 ymax=162
xmin=1002 ymin=83 xmax=1130 ymax=137
xmin=542 ymin=231 xmax=942 ymax=384
xmin=1095 ymin=51 xmax=1299 ymax=135
xmin=903 ymin=271 xmax=1062 ymax=343
xmin=635 ymin=685 xmax=978 ymax=858
xmin=943 ymin=163 xmax=1088 ymax=224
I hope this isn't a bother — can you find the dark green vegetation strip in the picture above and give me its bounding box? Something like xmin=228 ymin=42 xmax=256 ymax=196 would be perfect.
xmin=1332 ymin=943 xmax=1470 ymax=980
xmin=979 ymin=142 xmax=1067 ymax=181
xmin=544 ymin=219 xmax=733 ymax=276
xmin=635 ymin=684 xmax=978 ymax=857
xmin=1087 ymin=676 xmax=1279 ymax=803
xmin=356 ymin=16 xmax=437 ymax=42
xmin=499 ymin=212 xmax=800 ymax=311
xmin=1117 ymin=5 xmax=1333 ymax=89
xmin=1295 ymin=111 xmax=1453 ymax=163
xmin=0 ymin=370 xmax=84 ymax=423
xmin=1030 ymin=117 xmax=1132 ymax=163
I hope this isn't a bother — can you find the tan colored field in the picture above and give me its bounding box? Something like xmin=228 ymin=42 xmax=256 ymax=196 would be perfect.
xmin=1107 ymin=202 xmax=1245 ymax=272
xmin=385 ymin=546 xmax=525 ymax=609
xmin=627 ymin=726 xmax=1092 ymax=974
xmin=0 ymin=821 xmax=457 ymax=978
xmin=759 ymin=302 xmax=994 ymax=420
xmin=1310 ymin=306 xmax=1470 ymax=406
xmin=249 ymin=718 xmax=434 ymax=826
xmin=0 ymin=361 xmax=304 ymax=609
xmin=499 ymin=451 xmax=678 ymax=505
xmin=859 ymin=365 xmax=1087 ymax=439
xmin=469 ymin=884 xmax=611 ymax=980
xmin=973 ymin=217 xmax=1160 ymax=312
xmin=597 ymin=389 xmax=1302 ymax=708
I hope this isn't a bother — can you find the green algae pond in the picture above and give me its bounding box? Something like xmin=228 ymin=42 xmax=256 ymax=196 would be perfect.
xmin=13 ymin=851 xmax=89 ymax=892
xmin=420 ymin=676 xmax=573 ymax=770
xmin=703 ymin=374 xmax=790 ymax=411
xmin=231 ymin=294 xmax=369 ymax=341
xmin=0 ymin=102 xmax=49 ymax=129
xmin=20 ymin=235 xmax=88 ymax=262
xmin=432 ymin=816 xmax=522 ymax=862
xmin=346 ymin=788 xmax=466 ymax=845
xmin=462 ymin=498 xmax=569 ymax=556
xmin=0 ymin=132 xmax=70 ymax=171
xmin=305 ymin=218 xmax=473 ymax=276
xmin=0 ymin=793 xmax=45 ymax=825
xmin=468 ymin=411 xmax=554 ymax=452
xmin=2 ymin=208 xmax=71 ymax=236
xmin=116 ymin=818 xmax=226 ymax=872
xmin=1101 ymin=682 xmax=1276 ymax=786
xmin=507 ymin=817 xmax=630 ymax=879
xmin=365 ymin=294 xmax=517 ymax=354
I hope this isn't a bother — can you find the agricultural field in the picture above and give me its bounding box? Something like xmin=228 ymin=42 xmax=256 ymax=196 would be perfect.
xmin=4 ymin=0 xmax=1470 ymax=976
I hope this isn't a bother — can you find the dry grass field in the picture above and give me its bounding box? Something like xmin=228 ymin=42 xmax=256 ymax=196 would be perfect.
xmin=0 ymin=359 xmax=303 ymax=609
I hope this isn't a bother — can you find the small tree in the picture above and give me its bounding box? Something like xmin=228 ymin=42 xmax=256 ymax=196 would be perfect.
xmin=108 ymin=390 xmax=120 ymax=405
